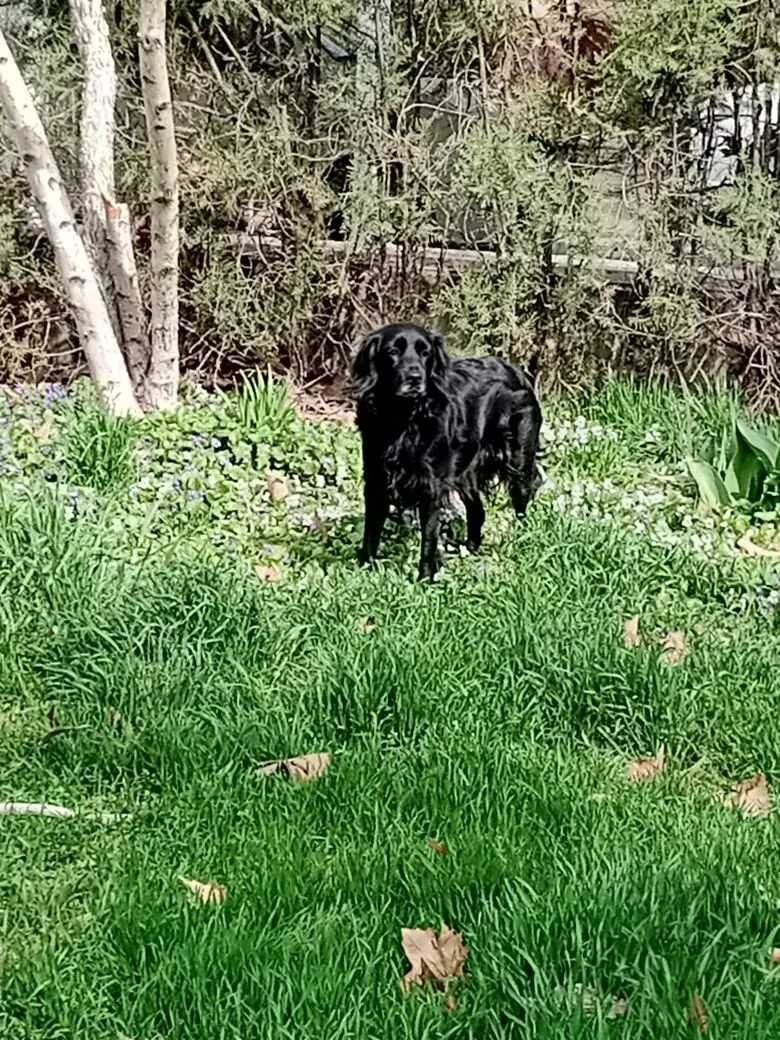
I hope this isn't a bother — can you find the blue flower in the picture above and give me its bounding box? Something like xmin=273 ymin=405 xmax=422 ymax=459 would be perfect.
xmin=43 ymin=383 xmax=67 ymax=407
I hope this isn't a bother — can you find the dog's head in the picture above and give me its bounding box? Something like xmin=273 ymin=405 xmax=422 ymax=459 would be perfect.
xmin=352 ymin=323 xmax=449 ymax=405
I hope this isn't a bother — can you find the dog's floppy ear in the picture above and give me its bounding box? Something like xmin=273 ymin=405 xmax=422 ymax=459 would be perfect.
xmin=351 ymin=331 xmax=381 ymax=399
xmin=428 ymin=331 xmax=450 ymax=392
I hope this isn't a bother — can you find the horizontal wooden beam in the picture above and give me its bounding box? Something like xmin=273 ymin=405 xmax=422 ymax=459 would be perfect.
xmin=230 ymin=233 xmax=779 ymax=292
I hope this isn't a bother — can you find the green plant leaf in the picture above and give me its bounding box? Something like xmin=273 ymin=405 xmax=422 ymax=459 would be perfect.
xmin=686 ymin=459 xmax=731 ymax=510
xmin=725 ymin=429 xmax=767 ymax=503
xmin=736 ymin=419 xmax=779 ymax=469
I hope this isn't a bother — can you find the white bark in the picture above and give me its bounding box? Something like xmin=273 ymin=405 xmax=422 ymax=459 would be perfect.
xmin=104 ymin=199 xmax=150 ymax=393
xmin=0 ymin=31 xmax=141 ymax=416
xmin=138 ymin=0 xmax=179 ymax=411
xmin=69 ymin=0 xmax=151 ymax=401
xmin=68 ymin=0 xmax=118 ymax=321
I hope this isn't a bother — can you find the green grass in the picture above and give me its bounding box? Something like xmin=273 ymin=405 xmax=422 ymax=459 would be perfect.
xmin=63 ymin=401 xmax=138 ymax=491
xmin=1 ymin=379 xmax=780 ymax=1038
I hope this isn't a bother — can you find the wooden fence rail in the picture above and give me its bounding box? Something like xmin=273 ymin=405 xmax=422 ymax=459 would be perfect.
xmin=231 ymin=233 xmax=779 ymax=293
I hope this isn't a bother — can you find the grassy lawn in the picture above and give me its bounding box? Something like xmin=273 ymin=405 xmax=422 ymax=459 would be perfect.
xmin=1 ymin=378 xmax=780 ymax=1038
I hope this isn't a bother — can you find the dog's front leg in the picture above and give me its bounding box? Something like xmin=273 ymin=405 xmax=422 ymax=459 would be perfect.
xmin=418 ymin=495 xmax=442 ymax=581
xmin=358 ymin=472 xmax=389 ymax=566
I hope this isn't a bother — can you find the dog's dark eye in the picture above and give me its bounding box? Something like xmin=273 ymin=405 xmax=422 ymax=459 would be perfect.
xmin=416 ymin=340 xmax=430 ymax=355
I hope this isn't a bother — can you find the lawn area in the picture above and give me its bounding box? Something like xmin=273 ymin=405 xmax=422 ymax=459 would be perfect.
xmin=1 ymin=377 xmax=780 ymax=1038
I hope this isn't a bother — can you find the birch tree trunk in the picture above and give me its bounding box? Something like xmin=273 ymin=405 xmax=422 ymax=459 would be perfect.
xmin=104 ymin=199 xmax=149 ymax=393
xmin=68 ymin=0 xmax=118 ymax=319
xmin=69 ymin=0 xmax=151 ymax=397
xmin=0 ymin=30 xmax=141 ymax=417
xmin=138 ymin=0 xmax=179 ymax=411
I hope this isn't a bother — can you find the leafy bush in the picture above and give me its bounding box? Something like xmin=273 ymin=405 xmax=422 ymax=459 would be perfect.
xmin=687 ymin=418 xmax=780 ymax=517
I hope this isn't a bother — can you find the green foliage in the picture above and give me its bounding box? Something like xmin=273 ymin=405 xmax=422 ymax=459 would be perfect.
xmin=599 ymin=0 xmax=744 ymax=124
xmin=233 ymin=367 xmax=295 ymax=438
xmin=2 ymin=0 xmax=780 ymax=401
xmin=63 ymin=401 xmax=138 ymax=492
xmin=434 ymin=106 xmax=599 ymax=363
xmin=433 ymin=265 xmax=538 ymax=356
xmin=704 ymin=168 xmax=780 ymax=266
xmin=687 ymin=416 xmax=780 ymax=515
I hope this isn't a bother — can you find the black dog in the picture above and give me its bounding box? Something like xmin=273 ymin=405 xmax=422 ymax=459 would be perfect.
xmin=352 ymin=323 xmax=543 ymax=580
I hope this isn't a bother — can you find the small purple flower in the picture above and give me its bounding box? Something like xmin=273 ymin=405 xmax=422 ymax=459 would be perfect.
xmin=43 ymin=383 xmax=67 ymax=407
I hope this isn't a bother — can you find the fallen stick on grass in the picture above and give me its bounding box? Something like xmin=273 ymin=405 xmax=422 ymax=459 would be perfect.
xmin=0 ymin=801 xmax=76 ymax=818
xmin=0 ymin=802 xmax=127 ymax=823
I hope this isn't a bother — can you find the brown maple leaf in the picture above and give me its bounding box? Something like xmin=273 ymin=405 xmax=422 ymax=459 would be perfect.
xmin=256 ymin=752 xmax=332 ymax=783
xmin=723 ymin=773 xmax=772 ymax=818
xmin=608 ymin=996 xmax=629 ymax=1019
xmin=254 ymin=563 xmax=282 ymax=583
xmin=736 ymin=534 xmax=780 ymax=559
xmin=32 ymin=414 xmax=55 ymax=444
xmin=401 ymin=925 xmax=468 ymax=992
xmin=660 ymin=631 xmax=688 ymax=665
xmin=427 ymin=839 xmax=449 ymax=857
xmin=626 ymin=745 xmax=666 ymax=783
xmin=623 ymin=615 xmax=641 ymax=648
xmin=105 ymin=706 xmax=124 ymax=732
xmin=179 ymin=877 xmax=227 ymax=905
xmin=267 ymin=472 xmax=289 ymax=502
xmin=689 ymin=993 xmax=709 ymax=1034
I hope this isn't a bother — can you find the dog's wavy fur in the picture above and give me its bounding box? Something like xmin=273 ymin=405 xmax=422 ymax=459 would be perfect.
xmin=352 ymin=322 xmax=543 ymax=579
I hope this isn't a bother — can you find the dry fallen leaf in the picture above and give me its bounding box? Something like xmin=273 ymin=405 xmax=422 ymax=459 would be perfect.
xmin=770 ymin=948 xmax=780 ymax=965
xmin=553 ymin=984 xmax=628 ymax=1019
xmin=32 ymin=415 xmax=55 ymax=444
xmin=105 ymin=707 xmax=124 ymax=732
xmin=608 ymin=997 xmax=630 ymax=1019
xmin=427 ymin=839 xmax=449 ymax=857
xmin=724 ymin=772 xmax=772 ymax=819
xmin=623 ymin=615 xmax=641 ymax=648
xmin=267 ymin=472 xmax=289 ymax=502
xmin=627 ymin=745 xmax=666 ymax=783
xmin=661 ymin=630 xmax=688 ymax=665
xmin=358 ymin=616 xmax=377 ymax=634
xmin=179 ymin=877 xmax=227 ymax=905
xmin=689 ymin=993 xmax=709 ymax=1034
xmin=736 ymin=534 xmax=780 ymax=559
xmin=256 ymin=752 xmax=332 ymax=783
xmin=254 ymin=563 xmax=282 ymax=583
xmin=443 ymin=991 xmax=458 ymax=1012
xmin=401 ymin=925 xmax=468 ymax=992
xmin=309 ymin=511 xmax=328 ymax=535
xmin=573 ymin=984 xmax=599 ymax=1015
